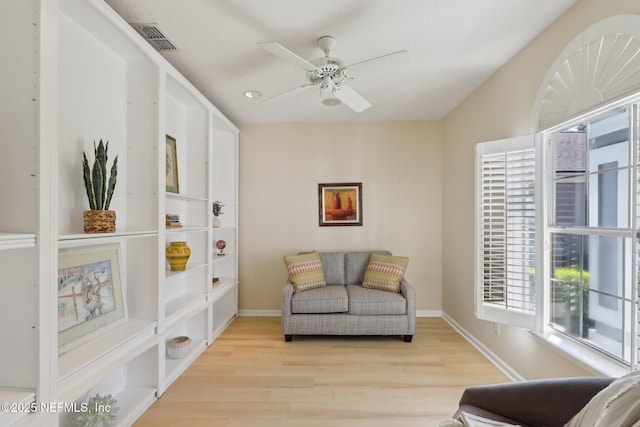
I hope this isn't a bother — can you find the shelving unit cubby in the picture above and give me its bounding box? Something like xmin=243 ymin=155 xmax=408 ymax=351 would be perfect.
xmin=209 ymin=117 xmax=239 ymax=342
xmin=211 ymin=281 xmax=239 ymax=340
xmin=58 ymin=345 xmax=158 ymax=427
xmin=2 ymin=0 xmax=239 ymax=425
xmin=161 ymin=310 xmax=208 ymax=393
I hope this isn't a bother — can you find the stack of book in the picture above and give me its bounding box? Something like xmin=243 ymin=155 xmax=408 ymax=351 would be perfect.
xmin=166 ymin=214 xmax=182 ymax=228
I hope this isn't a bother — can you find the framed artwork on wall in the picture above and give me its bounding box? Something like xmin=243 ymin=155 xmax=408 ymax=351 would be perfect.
xmin=166 ymin=134 xmax=179 ymax=193
xmin=318 ymin=182 xmax=363 ymax=226
xmin=57 ymin=244 xmax=126 ymax=352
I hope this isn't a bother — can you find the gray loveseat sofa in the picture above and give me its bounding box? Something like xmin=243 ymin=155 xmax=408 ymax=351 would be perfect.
xmin=281 ymin=251 xmax=416 ymax=342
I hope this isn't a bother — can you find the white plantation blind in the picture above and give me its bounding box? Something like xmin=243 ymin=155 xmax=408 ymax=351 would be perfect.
xmin=476 ymin=136 xmax=538 ymax=329
xmin=480 ymin=152 xmax=507 ymax=304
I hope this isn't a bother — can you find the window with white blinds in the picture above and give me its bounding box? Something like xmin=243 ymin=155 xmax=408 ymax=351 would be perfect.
xmin=475 ymin=106 xmax=639 ymax=372
xmin=475 ymin=136 xmax=538 ymax=329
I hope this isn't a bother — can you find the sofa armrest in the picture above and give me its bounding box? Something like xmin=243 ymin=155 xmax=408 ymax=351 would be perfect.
xmin=400 ymin=278 xmax=416 ymax=334
xmin=281 ymin=281 xmax=294 ymax=316
xmin=281 ymin=281 xmax=294 ymax=335
xmin=455 ymin=377 xmax=614 ymax=427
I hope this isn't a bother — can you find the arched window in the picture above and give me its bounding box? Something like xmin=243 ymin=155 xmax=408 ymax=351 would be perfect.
xmin=476 ymin=15 xmax=640 ymax=372
xmin=533 ymin=15 xmax=640 ymax=130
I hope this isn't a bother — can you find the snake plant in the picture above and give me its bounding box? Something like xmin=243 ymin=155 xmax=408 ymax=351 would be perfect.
xmin=82 ymin=140 xmax=118 ymax=210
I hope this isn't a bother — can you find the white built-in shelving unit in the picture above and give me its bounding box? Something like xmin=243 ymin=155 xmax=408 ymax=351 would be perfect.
xmin=1 ymin=0 xmax=239 ymax=425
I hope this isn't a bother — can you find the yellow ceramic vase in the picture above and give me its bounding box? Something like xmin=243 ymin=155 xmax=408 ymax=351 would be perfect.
xmin=166 ymin=241 xmax=191 ymax=271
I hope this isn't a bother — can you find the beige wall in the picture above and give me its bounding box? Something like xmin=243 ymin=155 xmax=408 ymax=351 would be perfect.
xmin=237 ymin=0 xmax=640 ymax=380
xmin=442 ymin=0 xmax=640 ymax=379
xmin=238 ymin=121 xmax=442 ymax=313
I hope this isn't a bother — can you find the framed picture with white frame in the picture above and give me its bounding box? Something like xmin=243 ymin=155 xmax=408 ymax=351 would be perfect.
xmin=57 ymin=244 xmax=127 ymax=353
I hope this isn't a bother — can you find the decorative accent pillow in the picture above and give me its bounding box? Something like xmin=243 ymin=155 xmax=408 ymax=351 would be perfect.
xmin=283 ymin=251 xmax=326 ymax=293
xmin=564 ymin=370 xmax=640 ymax=427
xmin=362 ymin=253 xmax=409 ymax=293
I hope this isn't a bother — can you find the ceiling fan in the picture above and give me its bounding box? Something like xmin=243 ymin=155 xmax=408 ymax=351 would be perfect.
xmin=257 ymin=36 xmax=410 ymax=112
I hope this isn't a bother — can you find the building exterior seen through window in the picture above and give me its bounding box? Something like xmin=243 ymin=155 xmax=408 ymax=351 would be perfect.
xmin=548 ymin=106 xmax=634 ymax=364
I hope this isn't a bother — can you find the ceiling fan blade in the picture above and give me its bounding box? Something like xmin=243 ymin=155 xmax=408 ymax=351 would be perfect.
xmin=345 ymin=50 xmax=412 ymax=77
xmin=263 ymin=83 xmax=317 ymax=103
xmin=334 ymin=85 xmax=371 ymax=113
xmin=258 ymin=41 xmax=319 ymax=72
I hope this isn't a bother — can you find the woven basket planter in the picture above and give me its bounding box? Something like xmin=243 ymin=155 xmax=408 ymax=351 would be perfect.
xmin=83 ymin=210 xmax=116 ymax=233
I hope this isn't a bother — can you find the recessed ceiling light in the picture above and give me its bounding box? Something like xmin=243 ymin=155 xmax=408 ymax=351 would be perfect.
xmin=322 ymin=98 xmax=341 ymax=106
xmin=243 ymin=90 xmax=262 ymax=99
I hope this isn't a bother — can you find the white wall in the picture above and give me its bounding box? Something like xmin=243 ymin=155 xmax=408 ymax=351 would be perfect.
xmin=238 ymin=121 xmax=442 ymax=313
xmin=442 ymin=0 xmax=640 ymax=379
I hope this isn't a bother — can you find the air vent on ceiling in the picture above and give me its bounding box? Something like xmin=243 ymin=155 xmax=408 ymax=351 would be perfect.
xmin=131 ymin=24 xmax=177 ymax=51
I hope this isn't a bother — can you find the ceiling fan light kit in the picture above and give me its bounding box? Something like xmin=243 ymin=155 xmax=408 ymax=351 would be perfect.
xmin=258 ymin=35 xmax=409 ymax=113
xmin=321 ymin=97 xmax=341 ymax=107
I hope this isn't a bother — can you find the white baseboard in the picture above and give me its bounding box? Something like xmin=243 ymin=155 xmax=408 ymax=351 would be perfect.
xmin=416 ymin=310 xmax=442 ymax=317
xmin=239 ymin=309 xmax=280 ymax=317
xmin=442 ymin=311 xmax=523 ymax=382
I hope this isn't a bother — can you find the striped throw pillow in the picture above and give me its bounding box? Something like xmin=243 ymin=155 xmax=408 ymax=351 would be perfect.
xmin=362 ymin=253 xmax=409 ymax=293
xmin=565 ymin=370 xmax=640 ymax=427
xmin=283 ymin=251 xmax=326 ymax=293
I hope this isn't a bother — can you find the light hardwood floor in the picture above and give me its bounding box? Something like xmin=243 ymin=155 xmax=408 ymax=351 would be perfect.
xmin=134 ymin=317 xmax=509 ymax=427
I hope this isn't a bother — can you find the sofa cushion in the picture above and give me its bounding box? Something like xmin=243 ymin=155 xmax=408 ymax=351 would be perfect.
xmin=318 ymin=252 xmax=346 ymax=285
xmin=283 ymin=251 xmax=326 ymax=293
xmin=346 ymin=285 xmax=407 ymax=315
xmin=362 ymin=253 xmax=409 ymax=292
xmin=344 ymin=252 xmax=372 ymax=285
xmin=291 ymin=285 xmax=349 ymax=314
xmin=344 ymin=251 xmax=391 ymax=285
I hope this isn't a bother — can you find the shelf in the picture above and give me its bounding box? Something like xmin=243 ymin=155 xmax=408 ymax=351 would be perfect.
xmin=211 ymin=281 xmax=237 ymax=341
xmin=166 ymin=193 xmax=208 ymax=203
xmin=211 ymin=225 xmax=236 ymax=232
xmin=164 ymin=293 xmax=208 ymax=330
xmin=0 ymin=387 xmax=34 ymax=404
xmin=0 ymin=387 xmax=35 ymax=426
xmin=165 ymin=225 xmax=208 ymax=234
xmin=211 ymin=253 xmax=236 ymax=263
xmin=165 ymin=262 xmax=207 ymax=278
xmin=111 ymin=386 xmax=157 ymax=427
xmin=164 ymin=339 xmax=207 ymax=388
xmin=0 ymin=233 xmax=36 ymax=250
xmin=58 ymin=230 xmax=157 ymax=242
xmin=211 ymin=278 xmax=238 ymax=298
xmin=59 ymin=319 xmax=156 ymax=397
xmin=57 ymin=344 xmax=159 ymax=426
xmin=211 ymin=312 xmax=236 ymax=341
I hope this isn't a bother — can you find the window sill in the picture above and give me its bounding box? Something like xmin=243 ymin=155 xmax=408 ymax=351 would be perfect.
xmin=523 ymin=328 xmax=630 ymax=378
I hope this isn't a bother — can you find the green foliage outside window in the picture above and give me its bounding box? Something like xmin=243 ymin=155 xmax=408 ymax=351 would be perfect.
xmin=552 ymin=267 xmax=591 ymax=337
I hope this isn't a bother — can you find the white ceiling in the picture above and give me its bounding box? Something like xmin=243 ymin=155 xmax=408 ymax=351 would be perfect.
xmin=104 ymin=0 xmax=577 ymax=125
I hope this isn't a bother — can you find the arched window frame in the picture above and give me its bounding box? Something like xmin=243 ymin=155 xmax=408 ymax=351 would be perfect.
xmin=476 ymin=15 xmax=640 ymax=374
